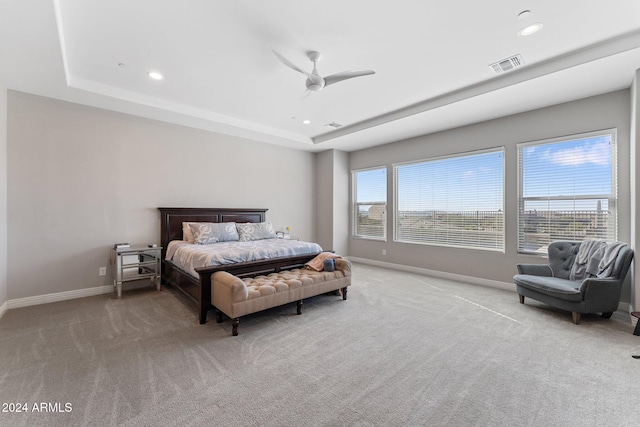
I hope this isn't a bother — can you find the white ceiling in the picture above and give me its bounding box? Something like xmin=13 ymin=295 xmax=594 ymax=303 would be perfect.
xmin=1 ymin=0 xmax=640 ymax=152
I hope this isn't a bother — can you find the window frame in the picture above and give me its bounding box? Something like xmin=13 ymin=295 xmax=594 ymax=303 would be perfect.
xmin=516 ymin=128 xmax=618 ymax=255
xmin=352 ymin=166 xmax=388 ymax=241
xmin=393 ymin=147 xmax=506 ymax=252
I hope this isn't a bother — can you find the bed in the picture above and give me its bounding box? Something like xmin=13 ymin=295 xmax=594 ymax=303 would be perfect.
xmin=158 ymin=207 xmax=323 ymax=323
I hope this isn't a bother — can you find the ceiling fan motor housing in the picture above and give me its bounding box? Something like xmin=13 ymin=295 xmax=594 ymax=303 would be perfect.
xmin=306 ymin=79 xmax=325 ymax=92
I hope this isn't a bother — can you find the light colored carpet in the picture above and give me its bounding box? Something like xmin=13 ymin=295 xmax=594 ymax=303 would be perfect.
xmin=1 ymin=262 xmax=639 ymax=426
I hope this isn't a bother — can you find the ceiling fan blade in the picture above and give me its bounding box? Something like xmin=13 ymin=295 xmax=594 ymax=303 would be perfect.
xmin=324 ymin=70 xmax=375 ymax=87
xmin=272 ymin=49 xmax=312 ymax=78
xmin=299 ymin=89 xmax=312 ymax=101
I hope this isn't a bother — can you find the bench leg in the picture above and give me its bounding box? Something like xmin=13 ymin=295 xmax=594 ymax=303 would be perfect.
xmin=342 ymin=287 xmax=348 ymax=300
xmin=297 ymin=300 xmax=302 ymax=315
xmin=232 ymin=318 xmax=239 ymax=336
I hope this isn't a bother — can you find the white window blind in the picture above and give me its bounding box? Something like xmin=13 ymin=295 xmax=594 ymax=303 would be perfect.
xmin=353 ymin=167 xmax=387 ymax=240
xmin=394 ymin=149 xmax=504 ymax=251
xmin=517 ymin=130 xmax=617 ymax=254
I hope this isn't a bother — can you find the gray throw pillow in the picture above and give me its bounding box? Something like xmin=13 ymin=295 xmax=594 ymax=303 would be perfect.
xmin=189 ymin=222 xmax=239 ymax=244
xmin=236 ymin=221 xmax=277 ymax=242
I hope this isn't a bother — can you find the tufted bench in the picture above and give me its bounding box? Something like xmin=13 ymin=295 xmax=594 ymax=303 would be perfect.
xmin=211 ymin=259 xmax=351 ymax=335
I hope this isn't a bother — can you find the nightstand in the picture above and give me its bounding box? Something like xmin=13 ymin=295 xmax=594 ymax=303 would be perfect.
xmin=111 ymin=246 xmax=162 ymax=298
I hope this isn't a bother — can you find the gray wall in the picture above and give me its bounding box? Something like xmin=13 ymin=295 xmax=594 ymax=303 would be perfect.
xmin=7 ymin=91 xmax=316 ymax=300
xmin=333 ymin=150 xmax=349 ymax=255
xmin=315 ymin=150 xmax=334 ymax=251
xmin=631 ymin=71 xmax=640 ymax=312
xmin=4 ymin=88 xmax=635 ymax=306
xmin=0 ymin=81 xmax=6 ymax=310
xmin=314 ymin=149 xmax=349 ymax=255
xmin=349 ymin=90 xmax=633 ymax=300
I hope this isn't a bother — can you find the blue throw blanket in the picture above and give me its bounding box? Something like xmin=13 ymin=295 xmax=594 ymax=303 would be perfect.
xmin=569 ymin=240 xmax=627 ymax=281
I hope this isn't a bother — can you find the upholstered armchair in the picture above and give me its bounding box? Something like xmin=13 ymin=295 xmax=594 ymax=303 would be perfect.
xmin=513 ymin=241 xmax=634 ymax=324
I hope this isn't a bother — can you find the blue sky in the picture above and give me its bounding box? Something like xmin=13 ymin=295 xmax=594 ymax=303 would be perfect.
xmin=521 ymin=135 xmax=612 ymax=211
xmin=356 ymin=134 xmax=613 ymax=212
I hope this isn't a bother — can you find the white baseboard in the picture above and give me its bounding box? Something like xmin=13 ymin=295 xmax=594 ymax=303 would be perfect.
xmin=348 ymin=257 xmax=515 ymax=292
xmin=348 ymin=257 xmax=631 ymax=314
xmin=7 ymin=285 xmax=113 ymax=310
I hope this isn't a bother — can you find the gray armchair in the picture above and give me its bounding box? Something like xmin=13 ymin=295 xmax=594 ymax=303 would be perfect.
xmin=514 ymin=241 xmax=634 ymax=324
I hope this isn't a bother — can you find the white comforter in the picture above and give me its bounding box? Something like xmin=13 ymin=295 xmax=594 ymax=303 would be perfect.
xmin=166 ymin=239 xmax=323 ymax=277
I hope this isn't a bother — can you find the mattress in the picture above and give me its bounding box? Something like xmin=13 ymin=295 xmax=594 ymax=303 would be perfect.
xmin=165 ymin=239 xmax=323 ymax=277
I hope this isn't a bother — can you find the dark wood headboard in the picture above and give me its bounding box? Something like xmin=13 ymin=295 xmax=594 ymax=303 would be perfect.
xmin=157 ymin=207 xmax=267 ymax=258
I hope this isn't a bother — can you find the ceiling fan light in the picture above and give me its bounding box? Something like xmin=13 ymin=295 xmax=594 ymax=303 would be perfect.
xmin=518 ymin=22 xmax=543 ymax=37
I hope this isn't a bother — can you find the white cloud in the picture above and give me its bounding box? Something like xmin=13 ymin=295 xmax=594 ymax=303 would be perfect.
xmin=543 ymin=141 xmax=610 ymax=166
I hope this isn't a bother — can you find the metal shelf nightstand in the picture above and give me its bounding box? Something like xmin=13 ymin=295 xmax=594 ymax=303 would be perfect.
xmin=111 ymin=246 xmax=162 ymax=298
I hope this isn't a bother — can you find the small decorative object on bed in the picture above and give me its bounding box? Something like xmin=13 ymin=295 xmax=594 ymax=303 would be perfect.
xmin=158 ymin=208 xmax=323 ymax=323
xmin=513 ymin=240 xmax=634 ymax=324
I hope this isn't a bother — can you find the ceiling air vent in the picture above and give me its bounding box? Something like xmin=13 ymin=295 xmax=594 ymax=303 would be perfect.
xmin=325 ymin=122 xmax=343 ymax=129
xmin=489 ymin=54 xmax=524 ymax=74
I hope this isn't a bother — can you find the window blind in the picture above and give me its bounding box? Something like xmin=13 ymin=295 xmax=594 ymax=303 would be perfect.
xmin=517 ymin=130 xmax=616 ymax=254
xmin=394 ymin=149 xmax=504 ymax=251
xmin=353 ymin=167 xmax=387 ymax=240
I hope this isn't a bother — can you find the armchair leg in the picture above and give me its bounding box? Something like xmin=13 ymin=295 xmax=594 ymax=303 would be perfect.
xmin=518 ymin=294 xmax=524 ymax=304
xmin=601 ymin=312 xmax=613 ymax=319
xmin=572 ymin=312 xmax=581 ymax=325
xmin=632 ymin=312 xmax=640 ymax=336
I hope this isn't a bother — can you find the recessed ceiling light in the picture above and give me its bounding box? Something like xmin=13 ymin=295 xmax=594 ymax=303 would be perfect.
xmin=518 ymin=22 xmax=543 ymax=37
xmin=302 ymin=120 xmax=311 ymax=125
xmin=148 ymin=71 xmax=163 ymax=80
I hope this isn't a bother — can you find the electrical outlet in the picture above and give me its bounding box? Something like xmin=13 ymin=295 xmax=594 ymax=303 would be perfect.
xmin=382 ymin=249 xmax=387 ymax=256
xmin=99 ymin=267 xmax=107 ymax=276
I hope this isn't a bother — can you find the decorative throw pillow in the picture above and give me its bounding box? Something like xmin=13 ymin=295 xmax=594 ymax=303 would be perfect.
xmin=188 ymin=223 xmax=219 ymax=244
xmin=236 ymin=221 xmax=277 ymax=242
xmin=212 ymin=222 xmax=240 ymax=242
xmin=182 ymin=222 xmax=197 ymax=243
xmin=189 ymin=222 xmax=239 ymax=245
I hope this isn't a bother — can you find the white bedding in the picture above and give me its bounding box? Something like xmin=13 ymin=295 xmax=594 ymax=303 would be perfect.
xmin=166 ymin=239 xmax=323 ymax=277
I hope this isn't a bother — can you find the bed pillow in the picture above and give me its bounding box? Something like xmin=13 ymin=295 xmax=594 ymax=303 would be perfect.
xmin=236 ymin=221 xmax=277 ymax=242
xmin=182 ymin=222 xmax=197 ymax=243
xmin=189 ymin=222 xmax=239 ymax=244
xmin=214 ymin=222 xmax=240 ymax=242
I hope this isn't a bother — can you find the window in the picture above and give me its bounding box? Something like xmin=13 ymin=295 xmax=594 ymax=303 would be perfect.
xmin=353 ymin=167 xmax=387 ymax=240
xmin=517 ymin=129 xmax=616 ymax=254
xmin=394 ymin=148 xmax=505 ymax=251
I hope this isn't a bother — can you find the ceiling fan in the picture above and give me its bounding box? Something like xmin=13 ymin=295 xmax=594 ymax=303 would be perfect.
xmin=273 ymin=49 xmax=375 ymax=98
